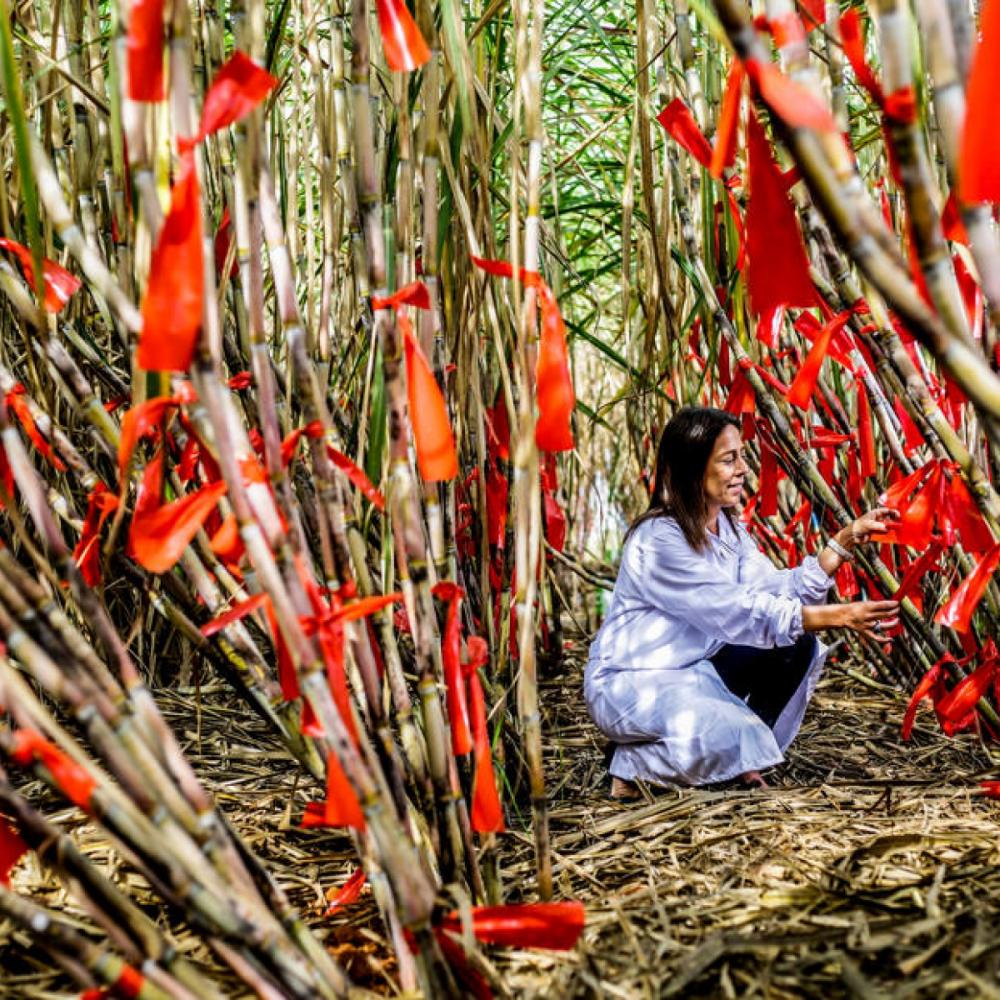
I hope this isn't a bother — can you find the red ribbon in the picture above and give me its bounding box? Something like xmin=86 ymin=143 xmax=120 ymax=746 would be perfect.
xmin=746 ymin=108 xmax=816 ymax=317
xmin=463 ymin=636 xmax=505 ymax=832
xmin=328 ymin=446 xmax=386 ymax=511
xmin=485 ymin=390 xmax=511 ymax=461
xmin=758 ymin=438 xmax=780 ymax=517
xmin=0 ymin=238 xmax=81 ymax=313
xmin=195 ymin=52 xmax=278 ymax=142
xmin=197 ymin=582 xmax=296 ymax=703
xmin=119 ymin=391 xmax=187 ymax=481
xmin=710 ymin=61 xmax=745 ymax=178
xmin=936 ymin=655 xmax=999 ymax=728
xmin=891 ymin=396 xmax=924 ymax=453
xmin=374 ymin=0 xmax=431 ymax=73
xmin=328 ymin=592 xmax=403 ymax=624
xmin=301 ymin=750 xmax=366 ymax=831
xmin=533 ymin=281 xmax=576 ymax=452
xmin=656 ymin=103 xmax=747 ymax=270
xmin=799 ymin=0 xmax=825 ymax=30
xmin=959 ymin=0 xmax=1000 ymax=201
xmin=138 ymin=54 xmax=277 ymax=372
xmin=73 ymin=483 xmax=120 ymax=586
xmin=437 ymin=901 xmax=586 ymax=951
xmin=200 ymin=593 xmax=270 ymax=637
xmin=0 ymin=819 xmax=27 ymax=887
xmin=137 ymin=150 xmax=203 ymax=372
xmin=4 ymin=384 xmax=67 ymax=471
xmin=901 ymin=658 xmax=949 ymax=741
xmin=267 ymin=599 xmax=299 ymax=702
xmin=941 ymin=193 xmax=969 ymax=244
xmin=755 ymin=307 xmax=785 ymax=348
xmin=280 ymin=420 xmax=323 ymax=466
xmin=126 ymin=450 xmax=228 ymax=573
xmin=370 ymin=282 xmax=459 ymax=480
xmin=485 ymin=460 xmax=509 ymax=548
xmin=768 ymin=11 xmax=808 ymax=49
xmin=786 ymin=312 xmax=851 ymax=410
xmin=544 ymin=488 xmax=567 ymax=552
xmin=892 ymin=542 xmax=942 ymax=612
xmin=836 ymin=560 xmax=859 ymax=599
xmin=954 ymin=252 xmax=984 ymax=342
xmin=399 ymin=313 xmax=459 ymax=481
xmin=793 ymin=311 xmax=855 ymax=371
xmin=125 ymin=0 xmax=165 ymax=101
xmin=214 ymin=207 xmax=239 ymax=278
xmin=80 ymin=965 xmax=145 ymax=1000
xmin=980 ymin=780 xmax=1000 ymax=798
xmin=942 ymin=472 xmax=995 ymax=553
xmin=433 ymin=581 xmax=474 ymax=756
xmin=656 ymin=99 xmax=712 ymax=168
xmin=10 ymin=729 xmax=96 ymax=810
xmin=935 ymin=542 xmax=1000 ymax=634
xmin=371 ymin=280 xmax=432 ymax=312
xmin=744 ymin=58 xmax=839 ymax=133
xmin=324 ymin=866 xmax=366 ymax=915
xmin=723 ymin=368 xmax=755 ymax=415
xmin=472 ymin=257 xmax=575 ymax=453
xmin=840 ymin=9 xmax=885 ymax=106
xmin=857 ymin=380 xmax=877 ymax=479
xmin=875 ymin=460 xmax=995 ymax=556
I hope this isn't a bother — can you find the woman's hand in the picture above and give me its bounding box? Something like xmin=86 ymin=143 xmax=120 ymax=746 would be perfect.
xmin=802 ymin=600 xmax=900 ymax=642
xmin=836 ymin=507 xmax=901 ymax=550
xmin=837 ymin=600 xmax=900 ymax=642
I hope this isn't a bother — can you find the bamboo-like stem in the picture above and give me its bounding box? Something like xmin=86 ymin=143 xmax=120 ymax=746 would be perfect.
xmin=509 ymin=0 xmax=552 ymax=902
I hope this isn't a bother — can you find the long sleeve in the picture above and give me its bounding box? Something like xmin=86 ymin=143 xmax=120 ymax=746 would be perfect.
xmin=629 ymin=519 xmax=804 ymax=649
xmin=736 ymin=524 xmax=833 ymax=605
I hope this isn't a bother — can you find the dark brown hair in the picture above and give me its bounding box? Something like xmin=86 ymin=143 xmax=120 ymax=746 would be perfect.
xmin=624 ymin=407 xmax=740 ymax=552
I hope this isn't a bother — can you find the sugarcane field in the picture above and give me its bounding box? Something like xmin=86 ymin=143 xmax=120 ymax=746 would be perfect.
xmin=5 ymin=0 xmax=1000 ymax=995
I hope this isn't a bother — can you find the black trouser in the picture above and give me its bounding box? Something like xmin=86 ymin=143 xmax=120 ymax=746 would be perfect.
xmin=708 ymin=634 xmax=818 ymax=730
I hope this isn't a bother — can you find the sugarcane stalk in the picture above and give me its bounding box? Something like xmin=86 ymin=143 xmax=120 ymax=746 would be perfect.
xmin=711 ymin=0 xmax=1000 ymax=434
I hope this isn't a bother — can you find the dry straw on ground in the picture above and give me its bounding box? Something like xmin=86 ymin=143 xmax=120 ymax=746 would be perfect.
xmin=5 ymin=647 xmax=1000 ymax=998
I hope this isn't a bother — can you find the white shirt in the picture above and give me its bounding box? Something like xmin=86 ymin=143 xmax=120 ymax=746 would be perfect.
xmin=588 ymin=512 xmax=833 ymax=673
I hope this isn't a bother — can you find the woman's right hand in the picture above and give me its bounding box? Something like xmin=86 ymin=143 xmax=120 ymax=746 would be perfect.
xmin=838 ymin=600 xmax=900 ymax=642
xmin=802 ymin=600 xmax=900 ymax=642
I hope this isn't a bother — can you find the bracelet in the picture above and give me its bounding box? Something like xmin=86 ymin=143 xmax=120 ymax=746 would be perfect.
xmin=826 ymin=537 xmax=853 ymax=562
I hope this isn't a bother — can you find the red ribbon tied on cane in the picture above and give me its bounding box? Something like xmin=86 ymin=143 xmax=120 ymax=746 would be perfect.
xmin=464 ymin=635 xmax=506 ymax=833
xmin=959 ymin=0 xmax=1000 ymax=202
xmin=138 ymin=53 xmax=278 ymax=373
xmin=375 ymin=0 xmax=431 ymax=73
xmin=9 ymin=729 xmax=97 ymax=810
xmin=4 ymin=384 xmax=67 ymax=471
xmin=0 ymin=238 xmax=81 ymax=313
xmin=0 ymin=819 xmax=28 ymax=887
xmin=472 ymin=257 xmax=575 ymax=453
xmin=371 ymin=282 xmax=458 ymax=482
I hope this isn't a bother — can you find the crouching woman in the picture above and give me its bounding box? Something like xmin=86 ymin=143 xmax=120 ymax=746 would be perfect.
xmin=585 ymin=407 xmax=899 ymax=794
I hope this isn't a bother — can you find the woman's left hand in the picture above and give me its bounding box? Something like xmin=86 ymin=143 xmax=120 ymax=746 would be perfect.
xmin=838 ymin=506 xmax=901 ymax=549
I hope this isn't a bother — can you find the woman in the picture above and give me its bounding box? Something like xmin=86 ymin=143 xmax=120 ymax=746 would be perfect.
xmin=585 ymin=407 xmax=899 ymax=794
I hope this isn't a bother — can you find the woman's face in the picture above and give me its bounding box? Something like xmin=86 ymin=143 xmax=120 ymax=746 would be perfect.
xmin=702 ymin=424 xmax=748 ymax=510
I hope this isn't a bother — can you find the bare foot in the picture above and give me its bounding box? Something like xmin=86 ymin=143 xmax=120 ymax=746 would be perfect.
xmin=610 ymin=777 xmax=640 ymax=800
xmin=740 ymin=770 xmax=769 ymax=790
